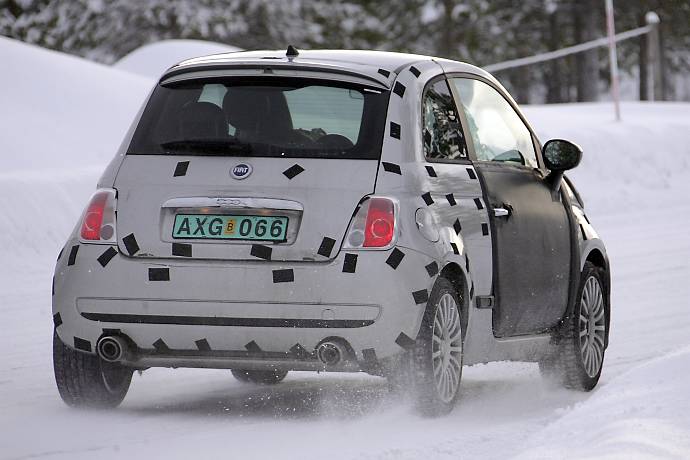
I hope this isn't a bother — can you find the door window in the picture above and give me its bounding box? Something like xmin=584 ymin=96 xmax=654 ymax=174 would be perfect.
xmin=450 ymin=78 xmax=537 ymax=167
xmin=422 ymin=80 xmax=468 ymax=160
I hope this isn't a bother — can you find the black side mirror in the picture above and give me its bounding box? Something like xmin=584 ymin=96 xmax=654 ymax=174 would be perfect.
xmin=543 ymin=139 xmax=582 ymax=171
xmin=542 ymin=139 xmax=582 ymax=194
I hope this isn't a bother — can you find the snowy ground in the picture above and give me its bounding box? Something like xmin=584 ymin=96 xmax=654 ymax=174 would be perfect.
xmin=1 ymin=37 xmax=689 ymax=459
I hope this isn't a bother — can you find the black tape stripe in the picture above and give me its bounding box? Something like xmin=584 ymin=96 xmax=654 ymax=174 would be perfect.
xmin=53 ymin=312 xmax=63 ymax=328
xmin=382 ymin=161 xmax=401 ymax=175
xmin=195 ymin=338 xmax=211 ymax=352
xmin=474 ymin=198 xmax=484 ymax=210
xmin=343 ymin=253 xmax=358 ymax=273
xmin=317 ymin=237 xmax=336 ymax=258
xmin=273 ymin=269 xmax=294 ymax=283
xmin=73 ymin=337 xmax=91 ymax=352
xmin=421 ymin=192 xmax=434 ymax=206
xmin=393 ymin=82 xmax=406 ymax=97
xmin=362 ymin=348 xmax=377 ymax=363
xmin=283 ymin=164 xmax=305 ymax=179
xmin=245 ymin=340 xmax=262 ymax=353
xmin=580 ymin=224 xmax=588 ymax=241
xmin=446 ymin=193 xmax=457 ymax=206
xmin=148 ymin=267 xmax=170 ymax=281
xmin=465 ymin=253 xmax=470 ymax=272
xmin=173 ymin=161 xmax=189 ymax=177
xmin=122 ymin=233 xmax=140 ymax=256
xmin=377 ymin=68 xmax=391 ymax=78
xmin=466 ymin=168 xmax=477 ymax=180
xmin=386 ymin=248 xmax=405 ymax=269
xmin=67 ymin=245 xmax=79 ymax=266
xmin=390 ymin=121 xmax=401 ymax=139
xmin=57 ymin=246 xmax=64 ymax=261
xmin=453 ymin=219 xmax=462 ymax=235
xmin=82 ymin=312 xmax=373 ymax=328
xmin=251 ymin=244 xmax=273 ymax=261
xmin=52 ymin=275 xmax=55 ymax=296
xmin=172 ymin=242 xmax=192 ymax=257
xmin=425 ymin=261 xmax=439 ymax=277
xmin=425 ymin=165 xmax=437 ymax=177
xmin=470 ymin=283 xmax=475 ymax=299
xmin=153 ymin=338 xmax=170 ymax=352
xmin=97 ymin=247 xmax=118 ymax=267
xmin=395 ymin=332 xmax=416 ymax=349
xmin=482 ymin=223 xmax=489 ymax=236
xmin=412 ymin=289 xmax=429 ymax=305
xmin=450 ymin=242 xmax=459 ymax=255
xmin=409 ymin=66 xmax=421 ymax=78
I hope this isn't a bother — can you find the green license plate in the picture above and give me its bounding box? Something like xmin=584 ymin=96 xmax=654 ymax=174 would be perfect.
xmin=172 ymin=214 xmax=288 ymax=241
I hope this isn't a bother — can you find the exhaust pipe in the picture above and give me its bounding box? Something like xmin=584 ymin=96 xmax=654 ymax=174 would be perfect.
xmin=96 ymin=335 xmax=129 ymax=363
xmin=316 ymin=339 xmax=349 ymax=367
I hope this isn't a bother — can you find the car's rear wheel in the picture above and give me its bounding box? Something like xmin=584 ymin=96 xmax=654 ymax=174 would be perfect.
xmin=541 ymin=262 xmax=607 ymax=390
xmin=53 ymin=330 xmax=133 ymax=408
xmin=390 ymin=277 xmax=463 ymax=416
xmin=231 ymin=369 xmax=288 ymax=385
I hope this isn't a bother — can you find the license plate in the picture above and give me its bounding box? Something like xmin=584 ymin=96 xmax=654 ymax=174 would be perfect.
xmin=172 ymin=214 xmax=288 ymax=241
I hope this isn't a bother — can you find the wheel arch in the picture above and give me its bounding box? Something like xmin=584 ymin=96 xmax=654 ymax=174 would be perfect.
xmin=439 ymin=262 xmax=469 ymax=340
xmin=583 ymin=245 xmax=611 ymax=348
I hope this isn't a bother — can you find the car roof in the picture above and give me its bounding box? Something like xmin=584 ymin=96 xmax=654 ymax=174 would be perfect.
xmin=163 ymin=49 xmax=491 ymax=88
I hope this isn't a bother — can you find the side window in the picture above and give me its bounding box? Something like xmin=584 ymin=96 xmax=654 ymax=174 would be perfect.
xmin=450 ymin=78 xmax=538 ymax=168
xmin=422 ymin=79 xmax=468 ymax=160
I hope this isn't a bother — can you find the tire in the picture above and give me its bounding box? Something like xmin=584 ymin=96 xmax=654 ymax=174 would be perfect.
xmin=390 ymin=277 xmax=464 ymax=416
xmin=231 ymin=369 xmax=288 ymax=385
xmin=53 ymin=330 xmax=133 ymax=408
xmin=541 ymin=262 xmax=608 ymax=390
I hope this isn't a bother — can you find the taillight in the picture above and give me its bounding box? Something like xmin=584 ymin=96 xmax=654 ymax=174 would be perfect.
xmin=80 ymin=189 xmax=117 ymax=243
xmin=344 ymin=197 xmax=397 ymax=249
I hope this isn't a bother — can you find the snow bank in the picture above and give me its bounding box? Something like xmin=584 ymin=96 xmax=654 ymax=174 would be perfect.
xmin=0 ymin=36 xmax=152 ymax=172
xmin=515 ymin=346 xmax=690 ymax=459
xmin=523 ymin=102 xmax=690 ymax=215
xmin=114 ymin=39 xmax=240 ymax=79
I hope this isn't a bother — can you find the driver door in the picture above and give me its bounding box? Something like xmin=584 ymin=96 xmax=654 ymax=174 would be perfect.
xmin=449 ymin=77 xmax=572 ymax=337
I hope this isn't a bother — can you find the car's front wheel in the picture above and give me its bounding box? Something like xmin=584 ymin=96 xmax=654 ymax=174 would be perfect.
xmin=231 ymin=369 xmax=288 ymax=385
xmin=53 ymin=330 xmax=133 ymax=408
xmin=541 ymin=261 xmax=608 ymax=390
xmin=391 ymin=277 xmax=464 ymax=416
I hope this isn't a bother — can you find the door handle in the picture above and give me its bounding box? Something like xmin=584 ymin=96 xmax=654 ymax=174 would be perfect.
xmin=493 ymin=203 xmax=512 ymax=218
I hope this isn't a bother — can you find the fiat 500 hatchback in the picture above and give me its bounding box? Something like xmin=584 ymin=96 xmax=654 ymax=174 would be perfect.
xmin=52 ymin=48 xmax=610 ymax=415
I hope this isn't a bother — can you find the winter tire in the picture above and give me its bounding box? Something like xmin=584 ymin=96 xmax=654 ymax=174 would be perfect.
xmin=231 ymin=369 xmax=288 ymax=385
xmin=53 ymin=330 xmax=133 ymax=408
xmin=541 ymin=261 xmax=608 ymax=390
xmin=397 ymin=277 xmax=464 ymax=417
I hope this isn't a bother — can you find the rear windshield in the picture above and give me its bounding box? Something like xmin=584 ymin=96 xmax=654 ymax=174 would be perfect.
xmin=128 ymin=77 xmax=388 ymax=159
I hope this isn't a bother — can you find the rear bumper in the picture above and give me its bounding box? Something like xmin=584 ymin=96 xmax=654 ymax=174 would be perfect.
xmin=52 ymin=240 xmax=437 ymax=371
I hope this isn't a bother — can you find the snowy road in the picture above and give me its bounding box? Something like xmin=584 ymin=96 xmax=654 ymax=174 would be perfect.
xmin=1 ymin=38 xmax=690 ymax=459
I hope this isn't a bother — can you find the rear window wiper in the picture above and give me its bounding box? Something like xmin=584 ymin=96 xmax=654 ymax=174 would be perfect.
xmin=160 ymin=138 xmax=252 ymax=156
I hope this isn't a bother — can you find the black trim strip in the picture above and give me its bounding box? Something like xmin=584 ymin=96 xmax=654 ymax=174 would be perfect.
xmin=81 ymin=312 xmax=373 ymax=329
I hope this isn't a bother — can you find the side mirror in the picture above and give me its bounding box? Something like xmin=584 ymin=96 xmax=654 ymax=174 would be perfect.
xmin=543 ymin=139 xmax=582 ymax=171
xmin=542 ymin=139 xmax=582 ymax=195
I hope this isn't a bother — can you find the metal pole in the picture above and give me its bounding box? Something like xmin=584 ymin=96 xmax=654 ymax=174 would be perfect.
xmin=645 ymin=11 xmax=661 ymax=101
xmin=605 ymin=0 xmax=621 ymax=121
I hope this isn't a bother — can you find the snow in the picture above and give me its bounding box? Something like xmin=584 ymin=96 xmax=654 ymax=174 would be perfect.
xmin=1 ymin=36 xmax=690 ymax=459
xmin=113 ymin=39 xmax=240 ymax=79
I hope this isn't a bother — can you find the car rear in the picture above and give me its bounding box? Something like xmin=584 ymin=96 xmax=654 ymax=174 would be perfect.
xmin=52 ymin=62 xmax=433 ymax=373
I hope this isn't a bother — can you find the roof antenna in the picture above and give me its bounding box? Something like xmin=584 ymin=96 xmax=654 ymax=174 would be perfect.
xmin=286 ymin=45 xmax=299 ymax=61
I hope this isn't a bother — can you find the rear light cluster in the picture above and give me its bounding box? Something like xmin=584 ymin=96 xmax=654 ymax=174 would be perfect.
xmin=80 ymin=189 xmax=117 ymax=243
xmin=343 ymin=197 xmax=397 ymax=249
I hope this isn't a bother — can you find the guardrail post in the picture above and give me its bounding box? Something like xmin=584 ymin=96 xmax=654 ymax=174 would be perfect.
xmin=645 ymin=11 xmax=661 ymax=101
